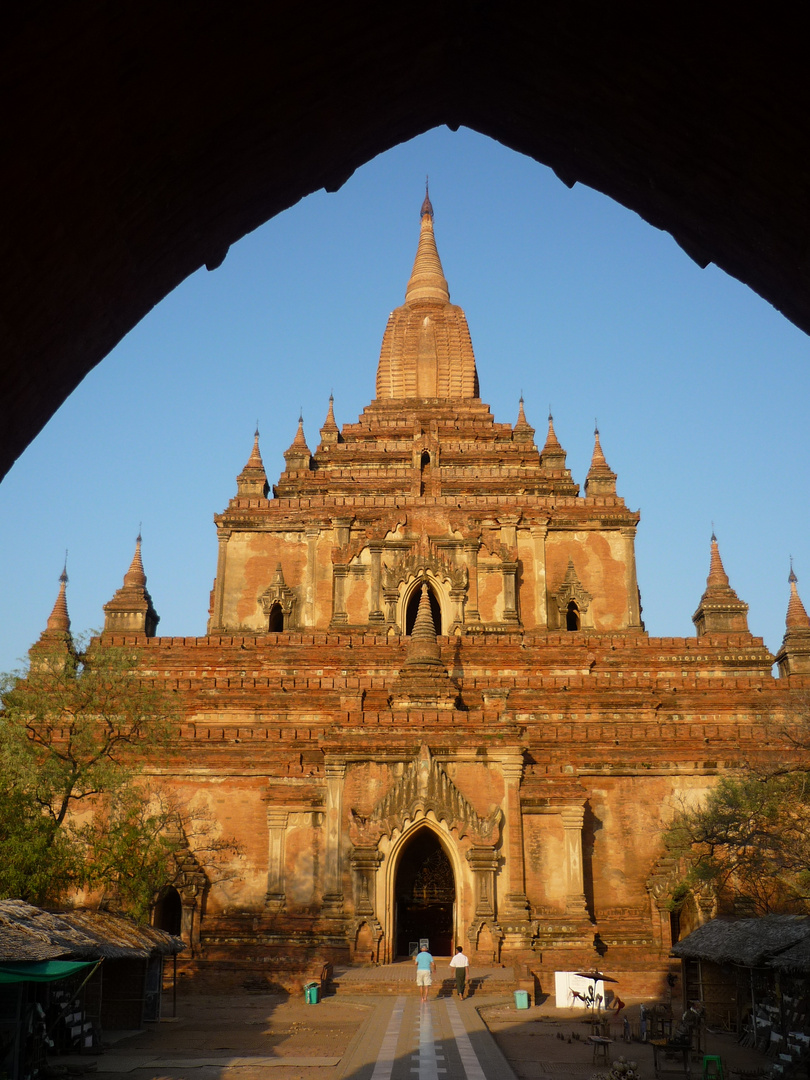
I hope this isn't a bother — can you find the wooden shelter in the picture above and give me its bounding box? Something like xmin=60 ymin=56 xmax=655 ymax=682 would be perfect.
xmin=673 ymin=915 xmax=810 ymax=1052
xmin=0 ymin=901 xmax=183 ymax=1080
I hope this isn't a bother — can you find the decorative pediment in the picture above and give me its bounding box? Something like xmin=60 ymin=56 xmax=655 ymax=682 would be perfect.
xmin=551 ymin=560 xmax=592 ymax=616
xmin=382 ymin=548 xmax=468 ymax=593
xmin=259 ymin=564 xmax=296 ymax=617
xmin=350 ymin=745 xmax=502 ymax=846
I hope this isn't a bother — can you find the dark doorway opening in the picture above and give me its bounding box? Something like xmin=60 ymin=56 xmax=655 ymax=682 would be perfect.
xmin=405 ymin=584 xmax=442 ymax=635
xmin=153 ymin=885 xmax=182 ymax=935
xmin=268 ymin=603 xmax=284 ymax=632
xmin=395 ymin=829 xmax=454 ymax=957
xmin=566 ymin=600 xmax=580 ymax=630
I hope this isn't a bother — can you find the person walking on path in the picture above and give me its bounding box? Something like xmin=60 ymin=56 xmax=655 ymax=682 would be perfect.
xmin=449 ymin=945 xmax=470 ymax=1000
xmin=415 ymin=945 xmax=436 ymax=1003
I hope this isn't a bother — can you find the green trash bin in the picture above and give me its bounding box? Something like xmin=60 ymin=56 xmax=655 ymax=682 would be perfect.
xmin=305 ymin=981 xmax=320 ymax=1004
xmin=514 ymin=989 xmax=529 ymax=1009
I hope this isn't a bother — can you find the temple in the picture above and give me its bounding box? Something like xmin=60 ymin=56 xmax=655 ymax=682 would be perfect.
xmin=35 ymin=194 xmax=810 ymax=994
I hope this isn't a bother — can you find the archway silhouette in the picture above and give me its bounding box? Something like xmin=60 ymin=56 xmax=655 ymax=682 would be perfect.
xmin=3 ymin=9 xmax=810 ymax=481
xmin=394 ymin=827 xmax=455 ymax=957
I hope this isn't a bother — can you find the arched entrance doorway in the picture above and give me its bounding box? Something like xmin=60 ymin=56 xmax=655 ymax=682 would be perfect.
xmin=152 ymin=885 xmax=182 ymax=935
xmin=394 ymin=828 xmax=455 ymax=957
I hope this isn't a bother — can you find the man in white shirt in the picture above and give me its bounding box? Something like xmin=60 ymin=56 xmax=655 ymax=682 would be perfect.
xmin=449 ymin=945 xmax=470 ymax=1000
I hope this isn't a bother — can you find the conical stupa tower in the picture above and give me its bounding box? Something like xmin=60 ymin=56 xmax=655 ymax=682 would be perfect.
xmin=376 ymin=190 xmax=479 ymax=400
xmin=30 ymin=563 xmax=76 ymax=668
xmin=103 ymin=534 xmax=160 ymax=636
xmin=390 ymin=583 xmax=458 ymax=709
xmin=283 ymin=414 xmax=311 ymax=472
xmin=236 ymin=429 xmax=269 ymax=498
xmin=775 ymin=565 xmax=810 ymax=675
xmin=692 ymin=533 xmax=749 ymax=635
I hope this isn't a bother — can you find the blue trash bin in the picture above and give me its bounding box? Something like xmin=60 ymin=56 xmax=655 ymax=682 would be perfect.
xmin=305 ymin=981 xmax=320 ymax=1004
xmin=514 ymin=990 xmax=529 ymax=1009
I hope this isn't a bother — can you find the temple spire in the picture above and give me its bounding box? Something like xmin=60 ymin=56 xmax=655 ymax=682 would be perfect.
xmin=584 ymin=425 xmax=617 ymax=496
xmin=706 ymin=531 xmax=730 ymax=590
xmin=319 ymin=393 xmax=341 ymax=448
xmin=103 ymin=534 xmax=160 ymax=637
xmin=421 ymin=178 xmax=433 ymax=220
xmin=46 ymin=561 xmax=71 ymax=634
xmin=786 ymin=563 xmax=810 ymax=629
xmin=236 ymin=429 xmax=269 ymax=497
xmin=376 ymin=192 xmax=478 ymax=400
xmin=283 ymin=414 xmax=312 ymax=471
xmin=404 ymin=191 xmax=450 ymax=306
xmin=123 ymin=533 xmax=147 ymax=588
xmin=513 ymin=395 xmax=534 ymax=443
xmin=776 ymin=563 xmax=810 ymax=675
xmin=692 ymin=533 xmax=749 ymax=635
xmin=30 ymin=560 xmax=75 ymax=668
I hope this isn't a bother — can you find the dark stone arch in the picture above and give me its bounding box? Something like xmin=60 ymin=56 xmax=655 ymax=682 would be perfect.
xmin=152 ymin=885 xmax=182 ymax=936
xmin=267 ymin=603 xmax=284 ymax=633
xmin=3 ymin=6 xmax=810 ymax=480
xmin=395 ymin=827 xmax=455 ymax=957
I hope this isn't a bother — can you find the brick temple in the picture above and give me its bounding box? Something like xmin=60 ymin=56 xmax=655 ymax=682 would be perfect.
xmin=37 ymin=193 xmax=810 ymax=993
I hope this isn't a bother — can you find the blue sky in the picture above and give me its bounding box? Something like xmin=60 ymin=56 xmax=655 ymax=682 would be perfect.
xmin=1 ymin=126 xmax=808 ymax=673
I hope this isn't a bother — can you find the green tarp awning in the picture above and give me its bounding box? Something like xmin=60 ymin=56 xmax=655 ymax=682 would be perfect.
xmin=0 ymin=960 xmax=96 ymax=984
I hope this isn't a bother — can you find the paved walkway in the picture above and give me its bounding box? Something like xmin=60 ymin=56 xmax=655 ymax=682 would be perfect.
xmin=338 ymin=994 xmax=516 ymax=1080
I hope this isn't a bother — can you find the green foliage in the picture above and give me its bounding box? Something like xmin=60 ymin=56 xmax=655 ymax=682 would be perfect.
xmin=0 ymin=781 xmax=78 ymax=904
xmin=665 ymin=771 xmax=810 ymax=915
xmin=0 ymin=639 xmax=180 ymax=916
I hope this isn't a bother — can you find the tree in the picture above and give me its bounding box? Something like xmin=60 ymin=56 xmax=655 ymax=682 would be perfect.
xmin=665 ymin=771 xmax=810 ymax=916
xmin=0 ymin=638 xmax=184 ymax=916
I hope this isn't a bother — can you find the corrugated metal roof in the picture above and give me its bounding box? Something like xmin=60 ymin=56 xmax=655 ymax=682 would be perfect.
xmin=0 ymin=900 xmax=184 ymax=961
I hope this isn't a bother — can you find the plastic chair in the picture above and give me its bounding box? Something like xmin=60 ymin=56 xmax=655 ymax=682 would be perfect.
xmin=702 ymin=1055 xmax=724 ymax=1080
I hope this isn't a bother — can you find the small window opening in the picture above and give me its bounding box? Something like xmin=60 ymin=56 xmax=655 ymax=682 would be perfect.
xmin=405 ymin=584 xmax=442 ymax=635
xmin=419 ymin=451 xmax=432 ymax=495
xmin=566 ymin=600 xmax=580 ymax=631
xmin=268 ymin=603 xmax=284 ymax=632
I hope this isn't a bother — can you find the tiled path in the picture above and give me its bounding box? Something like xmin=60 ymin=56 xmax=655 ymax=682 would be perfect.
xmin=339 ymin=995 xmax=515 ymax=1080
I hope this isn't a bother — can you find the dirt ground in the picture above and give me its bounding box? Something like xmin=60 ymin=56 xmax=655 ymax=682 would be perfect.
xmin=480 ymin=1000 xmax=771 ymax=1078
xmin=67 ymin=992 xmax=373 ymax=1080
xmin=52 ymin=990 xmax=772 ymax=1080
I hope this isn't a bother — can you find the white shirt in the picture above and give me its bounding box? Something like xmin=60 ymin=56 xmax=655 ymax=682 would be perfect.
xmin=449 ymin=953 xmax=469 ymax=968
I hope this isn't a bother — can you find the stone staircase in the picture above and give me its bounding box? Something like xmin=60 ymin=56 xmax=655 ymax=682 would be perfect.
xmin=327 ymin=959 xmax=518 ymax=997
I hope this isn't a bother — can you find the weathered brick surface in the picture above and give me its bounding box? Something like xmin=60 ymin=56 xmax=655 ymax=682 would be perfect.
xmin=83 ymin=206 xmax=810 ymax=986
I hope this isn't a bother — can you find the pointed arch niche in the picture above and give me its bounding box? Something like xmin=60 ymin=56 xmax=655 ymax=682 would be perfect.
xmin=383 ymin=548 xmax=469 ymax=635
xmin=380 ymin=817 xmax=466 ymax=960
xmin=405 ymin=579 xmax=442 ymax=635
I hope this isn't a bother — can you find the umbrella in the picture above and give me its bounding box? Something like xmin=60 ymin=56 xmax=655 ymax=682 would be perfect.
xmin=575 ymin=970 xmax=617 ymax=983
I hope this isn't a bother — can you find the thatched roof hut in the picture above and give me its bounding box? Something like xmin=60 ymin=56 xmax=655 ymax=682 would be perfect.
xmin=767 ymin=935 xmax=810 ymax=974
xmin=0 ymin=900 xmax=184 ymax=962
xmin=672 ymin=915 xmax=810 ymax=968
